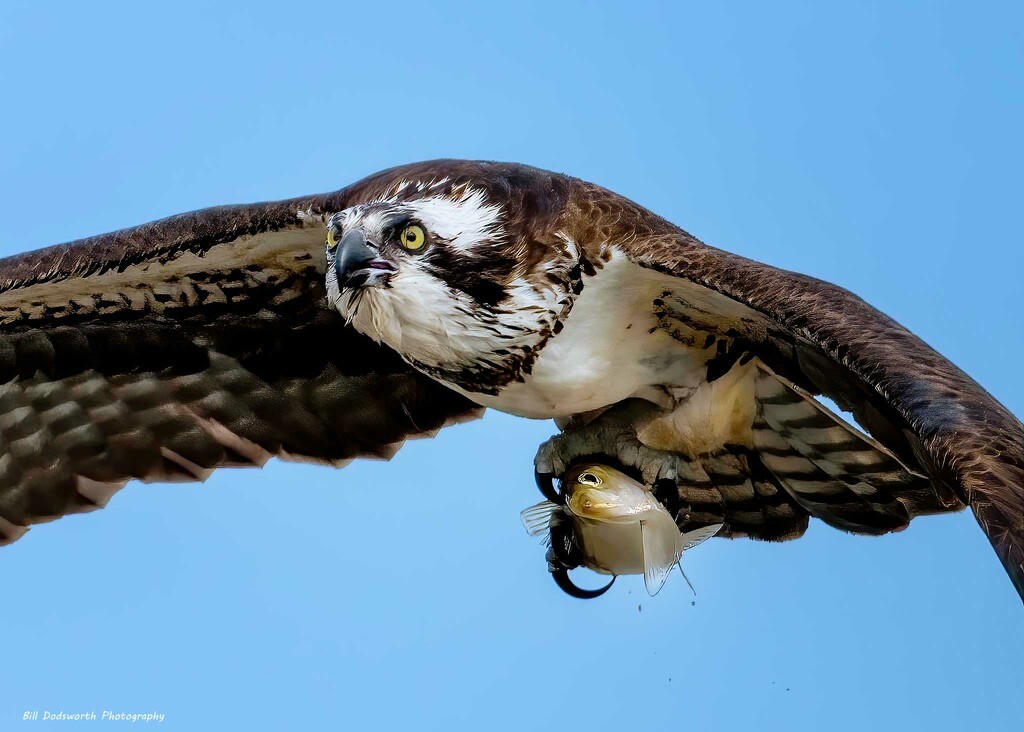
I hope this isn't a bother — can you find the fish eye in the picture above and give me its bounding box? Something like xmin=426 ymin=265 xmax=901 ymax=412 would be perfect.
xmin=326 ymin=223 xmax=342 ymax=250
xmin=577 ymin=472 xmax=602 ymax=486
xmin=398 ymin=224 xmax=427 ymax=251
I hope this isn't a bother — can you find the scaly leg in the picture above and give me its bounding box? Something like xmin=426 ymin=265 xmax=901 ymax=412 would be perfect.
xmin=533 ymin=399 xmax=687 ymax=493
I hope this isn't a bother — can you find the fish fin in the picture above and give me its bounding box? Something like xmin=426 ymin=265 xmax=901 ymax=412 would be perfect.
xmin=679 ymin=523 xmax=723 ymax=551
xmin=672 ymin=523 xmax=721 ymax=597
xmin=641 ymin=519 xmax=679 ymax=596
xmin=678 ymin=565 xmax=697 ymax=595
xmin=520 ymin=500 xmax=560 ymax=539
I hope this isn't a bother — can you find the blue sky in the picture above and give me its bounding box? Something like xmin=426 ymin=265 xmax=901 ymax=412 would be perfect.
xmin=1 ymin=1 xmax=1021 ymax=729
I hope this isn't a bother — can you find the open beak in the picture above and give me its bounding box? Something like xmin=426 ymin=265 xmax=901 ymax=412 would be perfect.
xmin=334 ymin=230 xmax=396 ymax=288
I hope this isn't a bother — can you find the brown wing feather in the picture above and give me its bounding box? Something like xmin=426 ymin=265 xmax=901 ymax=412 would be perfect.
xmin=0 ymin=191 xmax=480 ymax=545
xmin=566 ymin=181 xmax=1024 ymax=601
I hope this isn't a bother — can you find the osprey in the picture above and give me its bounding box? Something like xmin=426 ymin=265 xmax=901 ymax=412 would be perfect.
xmin=0 ymin=160 xmax=1021 ymax=603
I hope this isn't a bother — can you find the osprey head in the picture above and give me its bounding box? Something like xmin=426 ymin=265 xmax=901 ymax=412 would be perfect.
xmin=324 ymin=167 xmax=581 ymax=393
xmin=326 ymin=180 xmax=512 ymax=301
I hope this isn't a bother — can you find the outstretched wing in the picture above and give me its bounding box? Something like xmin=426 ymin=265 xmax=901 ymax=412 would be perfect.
xmin=578 ymin=185 xmax=1024 ymax=600
xmin=0 ymin=192 xmax=480 ymax=545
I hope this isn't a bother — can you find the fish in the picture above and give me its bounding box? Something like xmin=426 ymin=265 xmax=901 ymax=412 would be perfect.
xmin=520 ymin=463 xmax=722 ymax=598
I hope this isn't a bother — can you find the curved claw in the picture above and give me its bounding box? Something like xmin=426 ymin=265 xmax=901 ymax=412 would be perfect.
xmin=534 ymin=470 xmax=563 ymax=504
xmin=652 ymin=477 xmax=684 ymax=519
xmin=551 ymin=568 xmax=615 ymax=600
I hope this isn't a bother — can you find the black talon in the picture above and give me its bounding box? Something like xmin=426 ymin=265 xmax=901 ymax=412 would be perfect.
xmin=552 ymin=568 xmax=615 ymax=600
xmin=536 ymin=470 xmax=612 ymax=599
xmin=652 ymin=477 xmax=684 ymax=520
xmin=534 ymin=470 xmax=563 ymax=504
xmin=706 ymin=336 xmax=757 ymax=383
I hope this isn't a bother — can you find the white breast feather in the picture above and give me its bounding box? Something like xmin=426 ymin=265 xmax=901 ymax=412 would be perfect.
xmin=476 ymin=250 xmax=714 ymax=418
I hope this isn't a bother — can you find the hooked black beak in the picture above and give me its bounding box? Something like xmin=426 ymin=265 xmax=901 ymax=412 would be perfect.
xmin=552 ymin=568 xmax=615 ymax=600
xmin=334 ymin=230 xmax=395 ymax=288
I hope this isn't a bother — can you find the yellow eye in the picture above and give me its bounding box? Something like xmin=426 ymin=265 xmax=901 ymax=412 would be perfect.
xmin=326 ymin=224 xmax=342 ymax=250
xmin=399 ymin=224 xmax=426 ymax=251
